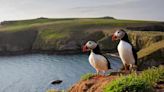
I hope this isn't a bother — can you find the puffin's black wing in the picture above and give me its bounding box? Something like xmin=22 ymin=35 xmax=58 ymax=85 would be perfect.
xmin=102 ymin=55 xmax=112 ymax=69
xmin=132 ymin=47 xmax=138 ymax=65
xmin=121 ymin=30 xmax=138 ymax=65
xmin=93 ymin=45 xmax=111 ymax=69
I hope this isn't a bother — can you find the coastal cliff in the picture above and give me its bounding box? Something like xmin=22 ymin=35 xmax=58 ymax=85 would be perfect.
xmin=1 ymin=18 xmax=163 ymax=92
xmin=0 ymin=18 xmax=163 ymax=69
xmin=0 ymin=18 xmax=163 ymax=54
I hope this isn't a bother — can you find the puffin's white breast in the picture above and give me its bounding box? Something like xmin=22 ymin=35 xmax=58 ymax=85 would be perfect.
xmin=118 ymin=40 xmax=135 ymax=65
xmin=89 ymin=52 xmax=108 ymax=71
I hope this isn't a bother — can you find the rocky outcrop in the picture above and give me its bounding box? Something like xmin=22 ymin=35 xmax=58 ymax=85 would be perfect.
xmin=32 ymin=30 xmax=105 ymax=52
xmin=0 ymin=28 xmax=163 ymax=57
xmin=98 ymin=35 xmax=118 ymax=52
xmin=137 ymin=40 xmax=164 ymax=70
xmin=69 ymin=75 xmax=118 ymax=92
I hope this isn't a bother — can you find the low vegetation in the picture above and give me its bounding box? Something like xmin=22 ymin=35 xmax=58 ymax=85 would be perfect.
xmin=81 ymin=73 xmax=95 ymax=81
xmin=46 ymin=89 xmax=65 ymax=92
xmin=0 ymin=18 xmax=158 ymax=32
xmin=103 ymin=66 xmax=164 ymax=92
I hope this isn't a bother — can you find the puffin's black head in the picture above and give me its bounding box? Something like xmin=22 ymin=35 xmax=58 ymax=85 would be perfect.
xmin=82 ymin=41 xmax=101 ymax=54
xmin=112 ymin=29 xmax=130 ymax=43
xmin=112 ymin=29 xmax=126 ymax=41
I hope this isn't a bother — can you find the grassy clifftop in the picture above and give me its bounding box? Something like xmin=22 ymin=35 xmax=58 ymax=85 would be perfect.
xmin=0 ymin=18 xmax=163 ymax=55
xmin=0 ymin=18 xmax=160 ymax=31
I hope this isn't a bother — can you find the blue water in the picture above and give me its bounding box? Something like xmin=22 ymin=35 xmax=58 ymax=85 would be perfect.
xmin=0 ymin=54 xmax=122 ymax=92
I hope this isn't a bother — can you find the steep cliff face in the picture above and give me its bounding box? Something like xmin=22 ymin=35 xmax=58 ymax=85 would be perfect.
xmin=0 ymin=29 xmax=38 ymax=54
xmin=32 ymin=30 xmax=105 ymax=52
xmin=128 ymin=31 xmax=164 ymax=50
xmin=0 ymin=27 xmax=163 ymax=57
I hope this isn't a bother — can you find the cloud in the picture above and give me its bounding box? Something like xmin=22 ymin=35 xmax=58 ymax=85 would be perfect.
xmin=0 ymin=0 xmax=164 ymax=21
xmin=66 ymin=0 xmax=164 ymax=21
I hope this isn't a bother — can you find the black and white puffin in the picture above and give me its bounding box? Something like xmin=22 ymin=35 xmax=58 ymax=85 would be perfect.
xmin=82 ymin=41 xmax=111 ymax=75
xmin=112 ymin=29 xmax=137 ymax=71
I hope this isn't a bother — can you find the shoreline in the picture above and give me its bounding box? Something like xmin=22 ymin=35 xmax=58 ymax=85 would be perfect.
xmin=0 ymin=49 xmax=116 ymax=56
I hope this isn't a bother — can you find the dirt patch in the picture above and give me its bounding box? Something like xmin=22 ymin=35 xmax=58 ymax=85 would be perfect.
xmin=69 ymin=74 xmax=119 ymax=92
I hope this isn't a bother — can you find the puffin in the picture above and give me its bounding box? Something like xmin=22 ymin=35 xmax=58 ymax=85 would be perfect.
xmin=82 ymin=41 xmax=111 ymax=75
xmin=112 ymin=29 xmax=137 ymax=71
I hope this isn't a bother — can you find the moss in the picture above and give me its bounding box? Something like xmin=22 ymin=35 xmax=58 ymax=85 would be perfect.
xmin=46 ymin=89 xmax=58 ymax=92
xmin=103 ymin=66 xmax=164 ymax=92
xmin=81 ymin=73 xmax=95 ymax=81
xmin=46 ymin=89 xmax=65 ymax=92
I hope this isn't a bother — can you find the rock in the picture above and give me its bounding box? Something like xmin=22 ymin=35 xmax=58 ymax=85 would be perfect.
xmin=137 ymin=40 xmax=164 ymax=70
xmin=98 ymin=35 xmax=118 ymax=52
xmin=51 ymin=80 xmax=63 ymax=85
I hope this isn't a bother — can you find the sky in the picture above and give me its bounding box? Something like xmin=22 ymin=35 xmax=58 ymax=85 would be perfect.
xmin=0 ymin=0 xmax=164 ymax=22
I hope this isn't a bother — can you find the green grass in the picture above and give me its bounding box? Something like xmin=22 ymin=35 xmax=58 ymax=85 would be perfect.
xmin=0 ymin=18 xmax=159 ymax=40
xmin=1 ymin=18 xmax=76 ymax=26
xmin=39 ymin=29 xmax=69 ymax=40
xmin=81 ymin=73 xmax=95 ymax=81
xmin=0 ymin=18 xmax=157 ymax=32
xmin=46 ymin=89 xmax=65 ymax=92
xmin=140 ymin=66 xmax=164 ymax=85
xmin=103 ymin=66 xmax=164 ymax=92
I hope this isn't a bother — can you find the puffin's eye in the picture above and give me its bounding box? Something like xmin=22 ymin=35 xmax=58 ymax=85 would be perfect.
xmin=118 ymin=32 xmax=120 ymax=33
xmin=89 ymin=42 xmax=91 ymax=44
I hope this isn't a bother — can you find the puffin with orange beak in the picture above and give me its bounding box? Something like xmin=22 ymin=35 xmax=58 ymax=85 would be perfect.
xmin=82 ymin=41 xmax=111 ymax=75
xmin=112 ymin=29 xmax=137 ymax=71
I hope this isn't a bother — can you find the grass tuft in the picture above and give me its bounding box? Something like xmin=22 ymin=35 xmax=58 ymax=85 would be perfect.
xmin=103 ymin=66 xmax=164 ymax=92
xmin=81 ymin=73 xmax=95 ymax=81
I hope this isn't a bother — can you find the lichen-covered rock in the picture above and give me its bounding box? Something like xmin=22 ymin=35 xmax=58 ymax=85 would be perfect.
xmin=128 ymin=31 xmax=164 ymax=50
xmin=137 ymin=40 xmax=164 ymax=70
xmin=32 ymin=30 xmax=105 ymax=52
xmin=98 ymin=36 xmax=118 ymax=52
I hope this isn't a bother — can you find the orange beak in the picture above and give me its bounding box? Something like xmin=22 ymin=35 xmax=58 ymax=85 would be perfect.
xmin=112 ymin=34 xmax=117 ymax=41
xmin=82 ymin=45 xmax=89 ymax=52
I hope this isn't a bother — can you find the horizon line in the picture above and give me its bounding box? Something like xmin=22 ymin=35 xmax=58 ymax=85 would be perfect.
xmin=0 ymin=16 xmax=164 ymax=22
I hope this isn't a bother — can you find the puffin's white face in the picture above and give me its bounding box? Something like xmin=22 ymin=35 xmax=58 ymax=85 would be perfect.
xmin=82 ymin=41 xmax=97 ymax=52
xmin=112 ymin=29 xmax=125 ymax=41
